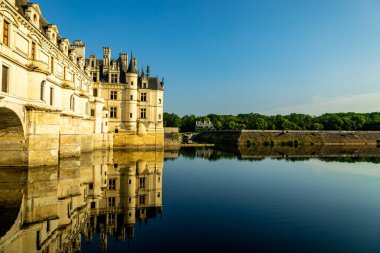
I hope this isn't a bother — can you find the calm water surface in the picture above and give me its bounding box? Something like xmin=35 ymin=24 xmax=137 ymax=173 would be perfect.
xmin=2 ymin=148 xmax=380 ymax=252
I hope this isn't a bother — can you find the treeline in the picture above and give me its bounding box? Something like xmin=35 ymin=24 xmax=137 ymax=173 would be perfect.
xmin=164 ymin=112 xmax=380 ymax=132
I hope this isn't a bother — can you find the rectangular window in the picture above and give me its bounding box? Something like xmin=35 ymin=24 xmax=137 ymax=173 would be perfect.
xmin=108 ymin=197 xmax=115 ymax=207
xmin=46 ymin=220 xmax=50 ymax=233
xmin=90 ymin=109 xmax=95 ymax=117
xmin=2 ymin=65 xmax=9 ymax=93
xmin=92 ymin=72 xmax=97 ymax=82
xmin=130 ymin=113 xmax=133 ymax=118
xmin=91 ymin=202 xmax=96 ymax=209
xmin=93 ymin=88 xmax=98 ymax=97
xmin=158 ymin=114 xmax=162 ymax=120
xmin=110 ymin=90 xmax=117 ymax=100
xmin=140 ymin=108 xmax=146 ymax=119
xmin=111 ymin=73 xmax=117 ymax=83
xmin=140 ymin=93 xmax=146 ymax=102
xmin=89 ymin=183 xmax=93 ymax=190
xmin=109 ymin=179 xmax=116 ymax=190
xmin=49 ymin=87 xmax=54 ymax=105
xmin=3 ymin=21 xmax=9 ymax=47
xmin=40 ymin=81 xmax=45 ymax=101
xmin=139 ymin=195 xmax=145 ymax=204
xmin=63 ymin=66 xmax=66 ymax=80
xmin=50 ymin=57 xmax=54 ymax=73
xmin=31 ymin=41 xmax=36 ymax=60
xmin=110 ymin=107 xmax=117 ymax=118
xmin=139 ymin=177 xmax=145 ymax=189
xmin=130 ymin=95 xmax=133 ymax=100
xmin=91 ymin=61 xmax=95 ymax=68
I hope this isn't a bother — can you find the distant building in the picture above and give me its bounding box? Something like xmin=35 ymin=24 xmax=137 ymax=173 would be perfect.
xmin=196 ymin=120 xmax=214 ymax=130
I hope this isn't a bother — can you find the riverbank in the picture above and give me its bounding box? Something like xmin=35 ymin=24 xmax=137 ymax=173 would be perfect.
xmin=196 ymin=130 xmax=380 ymax=146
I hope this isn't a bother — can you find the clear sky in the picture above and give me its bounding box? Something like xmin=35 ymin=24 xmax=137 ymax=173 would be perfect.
xmin=36 ymin=0 xmax=380 ymax=116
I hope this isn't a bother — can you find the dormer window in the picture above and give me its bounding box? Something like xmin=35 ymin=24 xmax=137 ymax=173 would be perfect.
xmin=111 ymin=73 xmax=117 ymax=83
xmin=47 ymin=25 xmax=59 ymax=44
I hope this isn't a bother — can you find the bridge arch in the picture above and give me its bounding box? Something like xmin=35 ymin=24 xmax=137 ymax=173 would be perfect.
xmin=0 ymin=102 xmax=27 ymax=166
xmin=0 ymin=102 xmax=25 ymax=137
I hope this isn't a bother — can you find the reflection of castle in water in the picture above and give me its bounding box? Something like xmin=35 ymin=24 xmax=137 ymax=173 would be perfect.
xmin=0 ymin=150 xmax=163 ymax=252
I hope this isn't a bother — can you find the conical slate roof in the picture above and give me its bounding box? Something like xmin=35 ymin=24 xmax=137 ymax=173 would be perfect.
xmin=127 ymin=58 xmax=137 ymax=74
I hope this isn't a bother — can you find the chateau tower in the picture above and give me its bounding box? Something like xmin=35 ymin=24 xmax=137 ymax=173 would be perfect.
xmin=125 ymin=55 xmax=138 ymax=132
xmin=124 ymin=162 xmax=137 ymax=228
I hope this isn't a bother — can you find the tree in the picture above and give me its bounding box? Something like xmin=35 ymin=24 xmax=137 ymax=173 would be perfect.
xmin=163 ymin=113 xmax=182 ymax=127
xmin=181 ymin=114 xmax=196 ymax=132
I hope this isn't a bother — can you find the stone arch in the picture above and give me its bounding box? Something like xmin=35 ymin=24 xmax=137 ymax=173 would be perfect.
xmin=1 ymin=9 xmax=21 ymax=28
xmin=0 ymin=103 xmax=25 ymax=137
xmin=0 ymin=102 xmax=27 ymax=166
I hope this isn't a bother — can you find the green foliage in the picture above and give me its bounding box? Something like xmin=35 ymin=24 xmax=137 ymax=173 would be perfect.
xmin=163 ymin=113 xmax=182 ymax=128
xmin=163 ymin=112 xmax=380 ymax=132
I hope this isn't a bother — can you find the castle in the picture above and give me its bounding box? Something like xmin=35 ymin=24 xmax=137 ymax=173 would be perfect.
xmin=85 ymin=46 xmax=164 ymax=148
xmin=0 ymin=0 xmax=164 ymax=165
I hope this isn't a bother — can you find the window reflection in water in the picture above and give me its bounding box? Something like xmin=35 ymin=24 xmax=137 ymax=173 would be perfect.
xmin=0 ymin=150 xmax=163 ymax=252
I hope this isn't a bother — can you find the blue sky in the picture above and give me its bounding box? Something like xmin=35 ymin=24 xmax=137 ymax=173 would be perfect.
xmin=37 ymin=0 xmax=380 ymax=116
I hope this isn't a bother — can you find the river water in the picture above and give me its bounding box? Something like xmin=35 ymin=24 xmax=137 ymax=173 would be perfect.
xmin=1 ymin=148 xmax=380 ymax=252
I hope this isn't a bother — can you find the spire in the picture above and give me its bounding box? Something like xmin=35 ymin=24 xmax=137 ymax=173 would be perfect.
xmin=127 ymin=51 xmax=137 ymax=74
xmin=146 ymin=65 xmax=150 ymax=77
xmin=141 ymin=66 xmax=145 ymax=76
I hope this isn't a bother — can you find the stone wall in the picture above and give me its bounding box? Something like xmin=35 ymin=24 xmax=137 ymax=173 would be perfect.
xmin=113 ymin=132 xmax=164 ymax=149
xmin=197 ymin=130 xmax=380 ymax=146
xmin=164 ymin=127 xmax=180 ymax=149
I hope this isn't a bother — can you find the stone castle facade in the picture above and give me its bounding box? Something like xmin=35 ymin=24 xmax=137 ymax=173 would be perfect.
xmin=0 ymin=0 xmax=164 ymax=164
xmin=86 ymin=47 xmax=164 ymax=148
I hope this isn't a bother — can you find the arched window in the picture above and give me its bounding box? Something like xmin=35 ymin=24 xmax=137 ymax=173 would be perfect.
xmin=70 ymin=95 xmax=75 ymax=111
xmin=40 ymin=81 xmax=45 ymax=101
